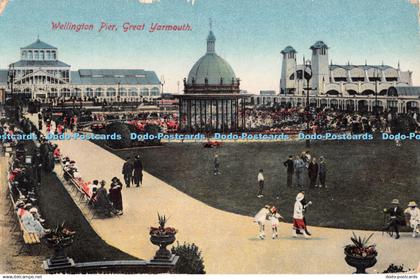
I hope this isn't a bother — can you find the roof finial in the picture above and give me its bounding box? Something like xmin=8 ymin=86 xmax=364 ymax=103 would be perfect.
xmin=398 ymin=60 xmax=400 ymax=70
xmin=365 ymin=59 xmax=367 ymax=66
xmin=209 ymin=18 xmax=212 ymax=31
xmin=37 ymin=34 xmax=40 ymax=41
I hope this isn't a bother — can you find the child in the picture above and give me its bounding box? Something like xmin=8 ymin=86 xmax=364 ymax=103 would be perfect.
xmin=269 ymin=206 xmax=284 ymax=239
xmin=254 ymin=205 xmax=270 ymax=240
xmin=257 ymin=169 xmax=264 ymax=198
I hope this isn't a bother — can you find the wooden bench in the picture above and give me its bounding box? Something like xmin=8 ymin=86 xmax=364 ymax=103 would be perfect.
xmin=6 ymin=171 xmax=42 ymax=255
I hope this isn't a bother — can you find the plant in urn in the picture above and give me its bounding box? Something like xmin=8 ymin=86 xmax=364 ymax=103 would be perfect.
xmin=44 ymin=222 xmax=76 ymax=269
xmin=344 ymin=232 xmax=377 ymax=274
xmin=150 ymin=213 xmax=177 ymax=262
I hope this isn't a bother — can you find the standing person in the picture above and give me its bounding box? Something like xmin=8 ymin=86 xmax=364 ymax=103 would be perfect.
xmin=404 ymin=201 xmax=420 ymax=238
xmin=133 ymin=155 xmax=143 ymax=188
xmin=292 ymin=192 xmax=311 ymax=239
xmin=269 ymin=206 xmax=284 ymax=239
xmin=95 ymin=180 xmax=114 ymax=217
xmin=307 ymin=157 xmax=318 ymax=188
xmin=283 ymin=155 xmax=294 ymax=188
xmin=122 ymin=157 xmax=133 ymax=188
xmin=254 ymin=205 xmax=270 ymax=240
xmin=109 ymin=177 xmax=123 ymax=215
xmin=38 ymin=118 xmax=43 ymax=131
xmin=214 ymin=153 xmax=221 ymax=175
xmin=383 ymin=199 xmax=405 ymax=239
xmin=294 ymin=156 xmax=305 ymax=188
xmin=299 ymin=190 xmax=313 ymax=236
xmin=318 ymin=156 xmax=327 ymax=188
xmin=257 ymin=169 xmax=264 ymax=198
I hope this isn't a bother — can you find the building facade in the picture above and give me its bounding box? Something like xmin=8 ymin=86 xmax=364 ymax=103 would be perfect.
xmin=177 ymin=29 xmax=246 ymax=132
xmin=0 ymin=39 xmax=162 ymax=103
xmin=260 ymin=41 xmax=420 ymax=113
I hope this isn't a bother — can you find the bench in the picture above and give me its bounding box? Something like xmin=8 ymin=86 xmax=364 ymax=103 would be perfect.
xmin=6 ymin=181 xmax=42 ymax=255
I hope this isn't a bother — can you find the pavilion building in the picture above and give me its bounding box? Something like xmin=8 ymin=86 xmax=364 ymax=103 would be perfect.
xmin=0 ymin=38 xmax=162 ymax=103
xmin=177 ymin=30 xmax=247 ymax=132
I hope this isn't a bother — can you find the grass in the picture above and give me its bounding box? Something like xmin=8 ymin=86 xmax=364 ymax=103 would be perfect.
xmin=112 ymin=140 xmax=420 ymax=231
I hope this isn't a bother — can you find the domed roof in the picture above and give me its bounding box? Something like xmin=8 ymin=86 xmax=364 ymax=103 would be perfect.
xmin=310 ymin=41 xmax=328 ymax=50
xmin=281 ymin=46 xmax=297 ymax=54
xmin=187 ymin=53 xmax=236 ymax=85
xmin=187 ymin=31 xmax=236 ymax=85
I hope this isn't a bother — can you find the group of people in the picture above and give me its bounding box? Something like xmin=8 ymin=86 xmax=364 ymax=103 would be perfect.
xmin=38 ymin=110 xmax=78 ymax=135
xmin=283 ymin=150 xmax=327 ymax=189
xmin=254 ymin=191 xmax=312 ymax=239
xmin=383 ymin=199 xmax=420 ymax=239
xmin=122 ymin=155 xmax=144 ymax=188
xmin=244 ymin=106 xmax=420 ymax=134
xmin=61 ymin=156 xmax=123 ymax=216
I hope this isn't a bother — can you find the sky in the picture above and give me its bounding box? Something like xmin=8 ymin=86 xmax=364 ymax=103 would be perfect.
xmin=0 ymin=0 xmax=419 ymax=93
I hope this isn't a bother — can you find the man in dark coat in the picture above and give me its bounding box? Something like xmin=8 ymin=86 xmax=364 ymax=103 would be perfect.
xmin=383 ymin=199 xmax=405 ymax=239
xmin=133 ymin=155 xmax=143 ymax=188
xmin=122 ymin=157 xmax=133 ymax=188
xmin=94 ymin=180 xmax=113 ymax=217
xmin=283 ymin=155 xmax=294 ymax=188
xmin=307 ymin=157 xmax=318 ymax=188
xmin=318 ymin=156 xmax=327 ymax=188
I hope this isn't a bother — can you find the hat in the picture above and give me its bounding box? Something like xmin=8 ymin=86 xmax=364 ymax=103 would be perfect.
xmin=111 ymin=177 xmax=118 ymax=181
xmin=100 ymin=180 xmax=106 ymax=186
xmin=264 ymin=204 xmax=271 ymax=209
xmin=24 ymin=203 xmax=32 ymax=210
xmin=408 ymin=201 xmax=418 ymax=207
xmin=296 ymin=192 xmax=305 ymax=202
xmin=135 ymin=155 xmax=140 ymax=159
xmin=29 ymin=208 xmax=38 ymax=214
xmin=391 ymin=199 xmax=400 ymax=205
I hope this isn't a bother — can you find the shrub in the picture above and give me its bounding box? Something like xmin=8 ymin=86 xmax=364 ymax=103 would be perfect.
xmin=171 ymin=242 xmax=205 ymax=274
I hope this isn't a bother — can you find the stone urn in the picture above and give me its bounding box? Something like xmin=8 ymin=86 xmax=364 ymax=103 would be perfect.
xmin=44 ymin=231 xmax=75 ymax=269
xmin=149 ymin=213 xmax=177 ymax=262
xmin=344 ymin=246 xmax=377 ymax=274
xmin=150 ymin=232 xmax=176 ymax=261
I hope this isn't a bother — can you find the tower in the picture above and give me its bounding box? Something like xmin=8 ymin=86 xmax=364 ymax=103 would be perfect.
xmin=310 ymin=41 xmax=329 ymax=94
xmin=280 ymin=46 xmax=297 ymax=94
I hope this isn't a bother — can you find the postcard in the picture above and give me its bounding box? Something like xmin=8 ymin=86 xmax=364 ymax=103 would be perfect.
xmin=1 ymin=0 xmax=420 ymax=277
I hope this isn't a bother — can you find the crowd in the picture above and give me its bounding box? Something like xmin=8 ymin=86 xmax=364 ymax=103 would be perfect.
xmin=61 ymin=156 xmax=124 ymax=217
xmin=244 ymin=107 xmax=420 ymax=134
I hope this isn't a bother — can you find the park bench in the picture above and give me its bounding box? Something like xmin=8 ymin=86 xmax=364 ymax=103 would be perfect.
xmin=6 ymin=178 xmax=41 ymax=255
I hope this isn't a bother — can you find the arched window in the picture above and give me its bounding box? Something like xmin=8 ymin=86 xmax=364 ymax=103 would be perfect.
xmin=129 ymin=88 xmax=138 ymax=96
xmin=95 ymin=88 xmax=103 ymax=97
xmin=49 ymin=88 xmax=58 ymax=98
xmin=151 ymin=87 xmax=160 ymax=96
xmin=73 ymin=88 xmax=82 ymax=97
xmin=119 ymin=88 xmax=127 ymax=96
xmin=85 ymin=88 xmax=93 ymax=97
xmin=107 ymin=88 xmax=116 ymax=97
xmin=60 ymin=88 xmax=71 ymax=97
xmin=140 ymin=88 xmax=149 ymax=96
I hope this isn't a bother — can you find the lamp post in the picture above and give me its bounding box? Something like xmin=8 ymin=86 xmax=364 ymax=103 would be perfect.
xmin=303 ymin=58 xmax=314 ymax=148
xmin=374 ymin=68 xmax=379 ymax=116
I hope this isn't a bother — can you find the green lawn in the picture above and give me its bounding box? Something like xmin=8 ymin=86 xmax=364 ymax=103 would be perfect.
xmin=113 ymin=140 xmax=420 ymax=231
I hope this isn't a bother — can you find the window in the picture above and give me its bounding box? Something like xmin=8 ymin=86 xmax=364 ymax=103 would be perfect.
xmin=107 ymin=88 xmax=116 ymax=97
xmin=140 ymin=88 xmax=149 ymax=96
xmin=119 ymin=88 xmax=127 ymax=96
xmin=151 ymin=87 xmax=160 ymax=96
xmin=95 ymin=88 xmax=103 ymax=97
xmin=28 ymin=51 xmax=33 ymax=60
xmin=129 ymin=88 xmax=138 ymax=96
xmin=34 ymin=51 xmax=39 ymax=60
xmin=22 ymin=51 xmax=27 ymax=59
xmin=40 ymin=51 xmax=45 ymax=60
xmin=86 ymin=88 xmax=93 ymax=97
xmin=351 ymin=77 xmax=364 ymax=82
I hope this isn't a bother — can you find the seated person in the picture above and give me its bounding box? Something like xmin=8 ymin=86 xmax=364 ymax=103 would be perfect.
xmin=91 ymin=180 xmax=115 ymax=217
xmin=404 ymin=201 xmax=420 ymax=238
xmin=21 ymin=206 xmax=49 ymax=238
xmin=87 ymin=180 xmax=99 ymax=197
xmin=383 ymin=199 xmax=405 ymax=239
xmin=88 ymin=187 xmax=98 ymax=206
